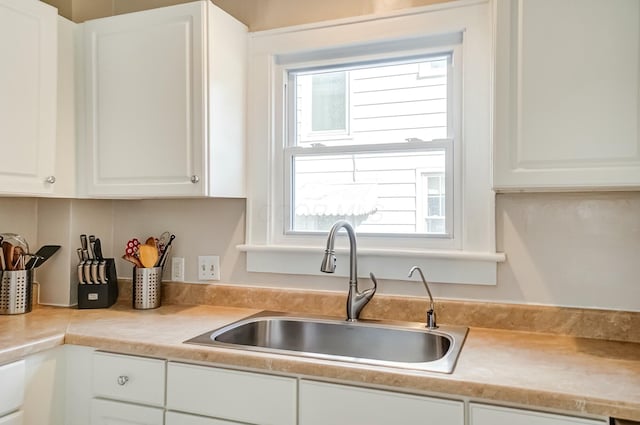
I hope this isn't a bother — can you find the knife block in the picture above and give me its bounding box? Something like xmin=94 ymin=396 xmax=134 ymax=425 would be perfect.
xmin=77 ymin=259 xmax=118 ymax=309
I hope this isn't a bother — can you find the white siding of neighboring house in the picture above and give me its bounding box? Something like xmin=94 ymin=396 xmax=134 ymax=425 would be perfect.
xmin=293 ymin=59 xmax=448 ymax=233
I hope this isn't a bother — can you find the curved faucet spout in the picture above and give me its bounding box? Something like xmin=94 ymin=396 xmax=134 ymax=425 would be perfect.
xmin=320 ymin=220 xmax=376 ymax=321
xmin=408 ymin=266 xmax=437 ymax=329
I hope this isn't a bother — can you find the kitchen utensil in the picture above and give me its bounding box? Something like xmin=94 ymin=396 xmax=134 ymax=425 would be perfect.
xmin=122 ymin=254 xmax=143 ymax=268
xmin=157 ymin=231 xmax=171 ymax=252
xmin=0 ymin=269 xmax=33 ymax=314
xmin=25 ymin=245 xmax=61 ymax=269
xmin=156 ymin=234 xmax=175 ymax=267
xmin=1 ymin=233 xmax=29 ymax=254
xmin=158 ymin=244 xmax=172 ymax=269
xmin=98 ymin=261 xmax=107 ymax=284
xmin=12 ymin=246 xmax=25 ymax=270
xmin=94 ymin=239 xmax=103 ymax=260
xmin=133 ymin=267 xmax=162 ymax=309
xmin=90 ymin=261 xmax=99 ymax=283
xmin=84 ymin=261 xmax=92 ymax=284
xmin=88 ymin=235 xmax=96 ymax=259
xmin=125 ymin=239 xmax=140 ymax=257
xmin=2 ymin=242 xmax=15 ymax=271
xmin=80 ymin=234 xmax=88 ymax=252
xmin=77 ymin=263 xmax=86 ymax=284
xmin=76 ymin=248 xmax=83 ymax=262
xmin=138 ymin=244 xmax=159 ymax=268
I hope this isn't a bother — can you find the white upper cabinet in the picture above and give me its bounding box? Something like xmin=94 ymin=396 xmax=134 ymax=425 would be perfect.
xmin=493 ymin=0 xmax=640 ymax=190
xmin=79 ymin=1 xmax=247 ymax=198
xmin=0 ymin=0 xmax=57 ymax=195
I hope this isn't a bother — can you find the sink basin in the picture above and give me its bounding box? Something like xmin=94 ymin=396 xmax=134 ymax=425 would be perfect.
xmin=185 ymin=312 xmax=468 ymax=374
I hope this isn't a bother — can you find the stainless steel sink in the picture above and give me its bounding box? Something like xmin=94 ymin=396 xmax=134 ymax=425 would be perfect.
xmin=185 ymin=312 xmax=468 ymax=374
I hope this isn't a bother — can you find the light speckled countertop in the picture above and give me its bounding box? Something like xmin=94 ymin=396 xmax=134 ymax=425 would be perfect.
xmin=1 ymin=303 xmax=639 ymax=421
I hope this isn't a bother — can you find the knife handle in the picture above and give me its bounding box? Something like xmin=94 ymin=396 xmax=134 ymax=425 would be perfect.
xmin=98 ymin=261 xmax=107 ymax=284
xmin=78 ymin=262 xmax=85 ymax=284
xmin=91 ymin=261 xmax=99 ymax=284
xmin=94 ymin=238 xmax=103 ymax=261
xmin=84 ymin=262 xmax=92 ymax=284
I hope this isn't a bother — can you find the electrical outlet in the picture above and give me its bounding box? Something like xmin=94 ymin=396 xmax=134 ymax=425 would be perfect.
xmin=171 ymin=257 xmax=185 ymax=282
xmin=198 ymin=255 xmax=220 ymax=281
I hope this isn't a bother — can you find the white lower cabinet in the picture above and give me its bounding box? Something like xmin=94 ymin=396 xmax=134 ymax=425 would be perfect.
xmin=90 ymin=352 xmax=166 ymax=425
xmin=91 ymin=399 xmax=163 ymax=425
xmin=64 ymin=348 xmax=610 ymax=425
xmin=0 ymin=360 xmax=25 ymax=418
xmin=0 ymin=412 xmax=23 ymax=425
xmin=165 ymin=412 xmax=237 ymax=425
xmin=92 ymin=352 xmax=166 ymax=407
xmin=299 ymin=380 xmax=464 ymax=425
xmin=166 ymin=362 xmax=297 ymax=425
xmin=469 ymin=403 xmax=608 ymax=425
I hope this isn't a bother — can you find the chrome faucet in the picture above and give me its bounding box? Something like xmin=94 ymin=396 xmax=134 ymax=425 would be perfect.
xmin=320 ymin=220 xmax=377 ymax=322
xmin=408 ymin=266 xmax=438 ymax=329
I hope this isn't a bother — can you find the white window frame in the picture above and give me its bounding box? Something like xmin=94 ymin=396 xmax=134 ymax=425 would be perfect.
xmin=240 ymin=0 xmax=505 ymax=285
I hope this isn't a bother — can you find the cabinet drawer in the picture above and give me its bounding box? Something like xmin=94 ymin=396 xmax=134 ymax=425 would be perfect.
xmin=166 ymin=411 xmax=237 ymax=425
xmin=469 ymin=403 xmax=607 ymax=425
xmin=0 ymin=360 xmax=24 ymax=417
xmin=92 ymin=352 xmax=165 ymax=406
xmin=0 ymin=411 xmax=23 ymax=425
xmin=300 ymin=380 xmax=464 ymax=425
xmin=91 ymin=399 xmax=163 ymax=425
xmin=167 ymin=362 xmax=297 ymax=425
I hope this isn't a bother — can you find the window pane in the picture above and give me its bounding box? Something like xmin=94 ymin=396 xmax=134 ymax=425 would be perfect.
xmin=311 ymin=72 xmax=347 ymax=132
xmin=294 ymin=56 xmax=448 ymax=146
xmin=292 ymin=150 xmax=446 ymax=234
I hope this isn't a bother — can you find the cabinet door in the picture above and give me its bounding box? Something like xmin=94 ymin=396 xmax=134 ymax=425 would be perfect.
xmin=92 ymin=352 xmax=166 ymax=407
xmin=0 ymin=360 xmax=24 ymax=417
xmin=299 ymin=380 xmax=464 ymax=425
xmin=493 ymin=0 xmax=640 ymax=190
xmin=469 ymin=403 xmax=607 ymax=425
xmin=167 ymin=362 xmax=297 ymax=425
xmin=91 ymin=399 xmax=163 ymax=425
xmin=0 ymin=0 xmax=57 ymax=195
xmin=81 ymin=2 xmax=206 ymax=197
xmin=165 ymin=412 xmax=236 ymax=425
xmin=0 ymin=412 xmax=23 ymax=425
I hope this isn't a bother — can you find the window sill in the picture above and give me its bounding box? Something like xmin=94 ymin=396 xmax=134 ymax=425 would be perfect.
xmin=237 ymin=244 xmax=505 ymax=285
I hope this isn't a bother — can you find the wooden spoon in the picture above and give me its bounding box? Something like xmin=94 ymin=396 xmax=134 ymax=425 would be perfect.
xmin=138 ymin=244 xmax=159 ymax=268
xmin=2 ymin=242 xmax=14 ymax=271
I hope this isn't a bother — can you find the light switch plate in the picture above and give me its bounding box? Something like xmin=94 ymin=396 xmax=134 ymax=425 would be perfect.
xmin=198 ymin=255 xmax=220 ymax=281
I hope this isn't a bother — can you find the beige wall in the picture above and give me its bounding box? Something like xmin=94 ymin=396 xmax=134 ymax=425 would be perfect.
xmin=106 ymin=193 xmax=640 ymax=312
xmin=2 ymin=191 xmax=640 ymax=311
xmin=41 ymin=0 xmax=450 ymax=29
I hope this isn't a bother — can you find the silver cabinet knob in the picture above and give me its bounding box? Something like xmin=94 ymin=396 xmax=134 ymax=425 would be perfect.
xmin=117 ymin=375 xmax=129 ymax=386
xmin=45 ymin=176 xmax=56 ymax=184
xmin=190 ymin=175 xmax=200 ymax=184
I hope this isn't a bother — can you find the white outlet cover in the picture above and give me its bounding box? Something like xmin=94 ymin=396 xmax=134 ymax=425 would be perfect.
xmin=171 ymin=257 xmax=185 ymax=282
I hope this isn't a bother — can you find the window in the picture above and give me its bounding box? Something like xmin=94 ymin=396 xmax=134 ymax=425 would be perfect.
xmin=418 ymin=172 xmax=446 ymax=234
xmin=242 ymin=1 xmax=504 ymax=285
xmin=288 ymin=56 xmax=453 ymax=236
xmin=308 ymin=72 xmax=348 ymax=134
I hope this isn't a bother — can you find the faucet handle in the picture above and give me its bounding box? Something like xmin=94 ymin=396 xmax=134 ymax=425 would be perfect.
xmin=368 ymin=272 xmax=378 ymax=292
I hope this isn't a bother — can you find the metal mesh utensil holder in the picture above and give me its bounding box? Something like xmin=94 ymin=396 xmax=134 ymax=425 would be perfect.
xmin=0 ymin=270 xmax=33 ymax=315
xmin=133 ymin=267 xmax=162 ymax=310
